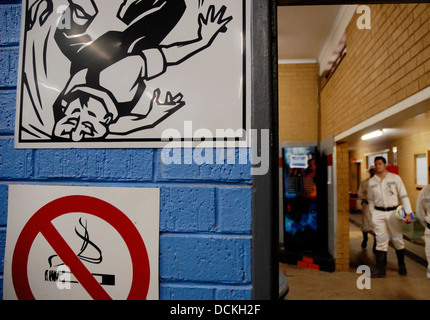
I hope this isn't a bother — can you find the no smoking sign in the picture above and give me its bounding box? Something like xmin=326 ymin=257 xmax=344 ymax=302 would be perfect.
xmin=3 ymin=185 xmax=160 ymax=300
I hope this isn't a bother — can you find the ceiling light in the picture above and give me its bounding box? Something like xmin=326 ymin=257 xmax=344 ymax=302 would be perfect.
xmin=361 ymin=130 xmax=383 ymax=140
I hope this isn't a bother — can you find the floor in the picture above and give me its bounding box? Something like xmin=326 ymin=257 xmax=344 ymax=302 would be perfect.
xmin=280 ymin=213 xmax=430 ymax=300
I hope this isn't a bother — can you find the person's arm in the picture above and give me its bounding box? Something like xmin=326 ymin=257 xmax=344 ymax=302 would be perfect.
xmin=367 ymin=180 xmax=376 ymax=214
xmin=356 ymin=181 xmax=365 ymax=211
xmin=108 ymin=89 xmax=185 ymax=135
xmin=416 ymin=188 xmax=427 ymax=228
xmin=161 ymin=5 xmax=232 ymax=66
xmin=397 ymin=177 xmax=413 ymax=223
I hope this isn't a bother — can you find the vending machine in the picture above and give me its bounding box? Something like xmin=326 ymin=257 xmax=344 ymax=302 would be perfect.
xmin=281 ymin=146 xmax=335 ymax=271
xmin=282 ymin=147 xmax=318 ymax=252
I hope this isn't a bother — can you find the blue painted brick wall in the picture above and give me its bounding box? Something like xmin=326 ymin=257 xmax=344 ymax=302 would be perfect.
xmin=0 ymin=1 xmax=253 ymax=300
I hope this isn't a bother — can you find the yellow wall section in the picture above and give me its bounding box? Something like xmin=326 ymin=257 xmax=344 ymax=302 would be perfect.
xmin=278 ymin=63 xmax=319 ymax=142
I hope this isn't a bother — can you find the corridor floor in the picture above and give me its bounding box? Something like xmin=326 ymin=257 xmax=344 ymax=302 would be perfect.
xmin=280 ymin=213 xmax=430 ymax=300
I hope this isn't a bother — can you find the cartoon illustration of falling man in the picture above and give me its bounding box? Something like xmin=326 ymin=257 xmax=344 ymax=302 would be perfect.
xmin=22 ymin=0 xmax=233 ymax=142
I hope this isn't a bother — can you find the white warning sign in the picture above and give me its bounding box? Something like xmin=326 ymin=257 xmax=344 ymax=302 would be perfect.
xmin=3 ymin=185 xmax=160 ymax=300
xmin=15 ymin=0 xmax=251 ymax=148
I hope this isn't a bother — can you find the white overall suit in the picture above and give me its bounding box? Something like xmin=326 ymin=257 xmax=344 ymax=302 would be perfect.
xmin=416 ymin=184 xmax=430 ymax=278
xmin=367 ymin=172 xmax=413 ymax=252
xmin=357 ymin=177 xmax=373 ymax=232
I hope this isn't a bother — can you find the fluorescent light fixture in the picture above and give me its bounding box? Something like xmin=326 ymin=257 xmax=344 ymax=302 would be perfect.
xmin=361 ymin=129 xmax=383 ymax=140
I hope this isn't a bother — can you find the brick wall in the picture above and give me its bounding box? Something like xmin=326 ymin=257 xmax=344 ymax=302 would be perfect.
xmin=320 ymin=3 xmax=430 ymax=271
xmin=320 ymin=3 xmax=430 ymax=140
xmin=0 ymin=1 xmax=252 ymax=300
xmin=278 ymin=63 xmax=319 ymax=142
xmin=336 ymin=142 xmax=350 ymax=271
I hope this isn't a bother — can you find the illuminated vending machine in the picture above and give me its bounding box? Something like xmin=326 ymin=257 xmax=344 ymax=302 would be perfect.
xmin=282 ymin=147 xmax=318 ymax=252
xmin=282 ymin=146 xmax=335 ymax=271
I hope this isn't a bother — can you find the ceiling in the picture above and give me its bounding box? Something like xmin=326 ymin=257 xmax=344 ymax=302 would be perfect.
xmin=277 ymin=5 xmax=344 ymax=62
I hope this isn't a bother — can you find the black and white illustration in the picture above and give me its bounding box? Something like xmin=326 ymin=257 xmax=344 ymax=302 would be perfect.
xmin=45 ymin=217 xmax=116 ymax=288
xmin=15 ymin=0 xmax=249 ymax=147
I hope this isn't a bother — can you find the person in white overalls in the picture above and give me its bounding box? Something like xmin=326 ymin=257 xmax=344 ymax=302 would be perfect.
xmin=416 ymin=183 xmax=430 ymax=279
xmin=357 ymin=166 xmax=376 ymax=251
xmin=367 ymin=156 xmax=413 ymax=277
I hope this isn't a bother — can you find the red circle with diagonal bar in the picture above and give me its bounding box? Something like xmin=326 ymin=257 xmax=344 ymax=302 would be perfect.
xmin=11 ymin=195 xmax=150 ymax=300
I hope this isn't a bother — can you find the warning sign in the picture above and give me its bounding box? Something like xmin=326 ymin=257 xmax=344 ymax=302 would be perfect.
xmin=15 ymin=0 xmax=251 ymax=148
xmin=3 ymin=185 xmax=159 ymax=300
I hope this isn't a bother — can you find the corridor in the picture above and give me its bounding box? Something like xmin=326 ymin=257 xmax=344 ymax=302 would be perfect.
xmin=280 ymin=212 xmax=430 ymax=300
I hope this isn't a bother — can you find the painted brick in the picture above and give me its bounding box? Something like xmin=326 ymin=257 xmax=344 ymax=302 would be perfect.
xmin=217 ymin=187 xmax=252 ymax=234
xmin=0 ymin=185 xmax=7 ymax=226
xmin=34 ymin=148 xmax=153 ymax=181
xmin=160 ymin=186 xmax=216 ymax=233
xmin=160 ymin=284 xmax=215 ymax=300
xmin=161 ymin=284 xmax=252 ymax=300
xmin=156 ymin=148 xmax=252 ymax=183
xmin=0 ymin=46 xmax=19 ymax=88
xmin=160 ymin=235 xmax=251 ymax=284
xmin=0 ymin=91 xmax=16 ymax=134
xmin=0 ymin=138 xmax=33 ymax=180
xmin=0 ymin=0 xmax=254 ymax=300
xmin=0 ymin=4 xmax=21 ymax=45
xmin=216 ymin=286 xmax=252 ymax=300
xmin=0 ymin=228 xmax=6 ymax=274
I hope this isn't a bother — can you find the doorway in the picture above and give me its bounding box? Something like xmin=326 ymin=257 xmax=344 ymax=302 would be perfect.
xmin=276 ymin=1 xmax=430 ymax=282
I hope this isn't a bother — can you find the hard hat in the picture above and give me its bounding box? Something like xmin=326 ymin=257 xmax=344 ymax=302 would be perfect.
xmin=395 ymin=205 xmax=406 ymax=220
xmin=395 ymin=205 xmax=415 ymax=221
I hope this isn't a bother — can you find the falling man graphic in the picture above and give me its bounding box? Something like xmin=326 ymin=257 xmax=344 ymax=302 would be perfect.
xmin=18 ymin=0 xmax=236 ymax=143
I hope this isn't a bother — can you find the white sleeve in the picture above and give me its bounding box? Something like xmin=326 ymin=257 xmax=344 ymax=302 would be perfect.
xmin=395 ymin=175 xmax=412 ymax=213
xmin=141 ymin=48 xmax=167 ymax=80
xmin=416 ymin=188 xmax=427 ymax=227
xmin=367 ymin=179 xmax=375 ymax=213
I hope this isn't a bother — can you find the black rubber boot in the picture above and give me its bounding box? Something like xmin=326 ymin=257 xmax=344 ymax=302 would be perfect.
xmin=371 ymin=250 xmax=387 ymax=278
xmin=396 ymin=249 xmax=407 ymax=275
xmin=361 ymin=231 xmax=368 ymax=249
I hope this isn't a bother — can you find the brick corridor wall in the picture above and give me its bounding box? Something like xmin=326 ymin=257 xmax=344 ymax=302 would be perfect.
xmin=0 ymin=1 xmax=252 ymax=300
xmin=336 ymin=142 xmax=350 ymax=271
xmin=278 ymin=63 xmax=319 ymax=142
xmin=320 ymin=3 xmax=430 ymax=140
